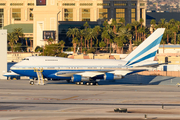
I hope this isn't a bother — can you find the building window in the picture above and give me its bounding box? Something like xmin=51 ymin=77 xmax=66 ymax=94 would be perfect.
xmin=28 ymin=3 xmax=34 ymax=6
xmin=0 ymin=9 xmax=4 ymax=29
xmin=140 ymin=3 xmax=145 ymax=6
xmin=29 ymin=8 xmax=33 ymax=21
xmin=99 ymin=9 xmax=108 ymax=20
xmin=10 ymin=3 xmax=23 ymax=6
xmin=114 ymin=3 xmax=127 ymax=6
xmin=64 ymin=9 xmax=73 ymax=21
xmin=131 ymin=3 xmax=136 ymax=6
xmin=36 ymin=0 xmax=46 ymax=6
xmin=131 ymin=9 xmax=136 ymax=23
xmin=62 ymin=3 xmax=75 ymax=6
xmin=116 ymin=9 xmax=125 ymax=23
xmin=82 ymin=9 xmax=90 ymax=21
xmin=97 ymin=3 xmax=110 ymax=6
xmin=12 ymin=8 xmax=21 ymax=21
xmin=140 ymin=8 xmax=144 ymax=19
xmin=80 ymin=3 xmax=93 ymax=6
xmin=0 ymin=3 xmax=6 ymax=6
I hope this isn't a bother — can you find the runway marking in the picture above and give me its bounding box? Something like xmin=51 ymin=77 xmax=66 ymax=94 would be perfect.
xmin=94 ymin=92 xmax=106 ymax=95
xmin=73 ymin=99 xmax=102 ymax=101
xmin=25 ymin=96 xmax=79 ymax=101
xmin=1 ymin=102 xmax=180 ymax=106
xmin=61 ymin=96 xmax=78 ymax=100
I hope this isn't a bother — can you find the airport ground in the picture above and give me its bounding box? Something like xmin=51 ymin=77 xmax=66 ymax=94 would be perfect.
xmin=0 ymin=76 xmax=180 ymax=120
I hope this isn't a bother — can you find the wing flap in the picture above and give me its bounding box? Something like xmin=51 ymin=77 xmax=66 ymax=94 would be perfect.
xmin=76 ymin=71 xmax=106 ymax=78
xmin=109 ymin=69 xmax=146 ymax=76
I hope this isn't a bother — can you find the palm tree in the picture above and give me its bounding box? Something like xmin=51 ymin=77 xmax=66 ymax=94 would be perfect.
xmin=176 ymin=21 xmax=180 ymax=30
xmin=114 ymin=36 xmax=123 ymax=53
xmin=177 ymin=34 xmax=180 ymax=44
xmin=13 ymin=28 xmax=24 ymax=43
xmin=88 ymin=28 xmax=96 ymax=48
xmin=126 ymin=23 xmax=133 ymax=52
xmin=25 ymin=38 xmax=28 ymax=46
xmin=150 ymin=19 xmax=156 ymax=32
xmin=93 ymin=26 xmax=101 ymax=47
xmin=132 ymin=21 xmax=140 ymax=42
xmin=127 ymin=33 xmax=133 ymax=52
xmin=158 ymin=18 xmax=166 ymax=28
xmin=85 ymin=28 xmax=93 ymax=49
xmin=101 ymin=30 xmax=110 ymax=47
xmin=84 ymin=30 xmax=89 ymax=49
xmin=119 ymin=17 xmax=125 ymax=26
xmin=99 ymin=41 xmax=106 ymax=51
xmin=169 ymin=19 xmax=176 ymax=26
xmin=72 ymin=37 xmax=79 ymax=53
xmin=137 ymin=27 xmax=145 ymax=41
xmin=83 ymin=22 xmax=89 ymax=30
xmin=171 ymin=26 xmax=178 ymax=44
xmin=165 ymin=22 xmax=171 ymax=29
xmin=66 ymin=28 xmax=79 ymax=53
xmin=103 ymin=20 xmax=108 ymax=28
xmin=111 ymin=19 xmax=117 ymax=34
xmin=165 ymin=29 xmax=171 ymax=43
xmin=8 ymin=33 xmax=18 ymax=52
xmin=47 ymin=37 xmax=54 ymax=45
xmin=126 ymin=23 xmax=132 ymax=31
xmin=29 ymin=37 xmax=33 ymax=49
xmin=107 ymin=29 xmax=114 ymax=52
xmin=79 ymin=29 xmax=85 ymax=53
xmin=115 ymin=28 xmax=128 ymax=53
xmin=139 ymin=18 xmax=144 ymax=28
xmin=59 ymin=40 xmax=65 ymax=52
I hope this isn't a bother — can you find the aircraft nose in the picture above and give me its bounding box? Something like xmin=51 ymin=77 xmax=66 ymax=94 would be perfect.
xmin=10 ymin=63 xmax=19 ymax=71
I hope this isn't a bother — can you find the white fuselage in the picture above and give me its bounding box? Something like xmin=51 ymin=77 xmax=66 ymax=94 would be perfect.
xmin=11 ymin=56 xmax=127 ymax=69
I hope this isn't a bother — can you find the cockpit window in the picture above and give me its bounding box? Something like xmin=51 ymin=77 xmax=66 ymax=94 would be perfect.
xmin=23 ymin=58 xmax=29 ymax=60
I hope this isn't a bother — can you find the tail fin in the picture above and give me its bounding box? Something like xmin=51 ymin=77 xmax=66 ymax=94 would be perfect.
xmin=124 ymin=28 xmax=165 ymax=66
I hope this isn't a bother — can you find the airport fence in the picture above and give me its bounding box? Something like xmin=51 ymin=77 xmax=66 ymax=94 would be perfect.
xmin=138 ymin=71 xmax=180 ymax=77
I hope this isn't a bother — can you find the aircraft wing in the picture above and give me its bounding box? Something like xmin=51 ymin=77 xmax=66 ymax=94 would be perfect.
xmin=55 ymin=70 xmax=110 ymax=78
xmin=75 ymin=71 xmax=108 ymax=78
xmin=55 ymin=69 xmax=146 ymax=78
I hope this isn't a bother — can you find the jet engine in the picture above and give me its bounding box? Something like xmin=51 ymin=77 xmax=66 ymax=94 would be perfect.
xmin=104 ymin=73 xmax=123 ymax=80
xmin=71 ymin=75 xmax=89 ymax=82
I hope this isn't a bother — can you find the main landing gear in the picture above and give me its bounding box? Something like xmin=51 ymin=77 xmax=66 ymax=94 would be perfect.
xmin=75 ymin=82 xmax=98 ymax=86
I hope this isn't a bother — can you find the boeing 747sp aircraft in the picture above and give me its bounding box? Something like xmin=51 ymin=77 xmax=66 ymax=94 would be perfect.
xmin=10 ymin=28 xmax=165 ymax=85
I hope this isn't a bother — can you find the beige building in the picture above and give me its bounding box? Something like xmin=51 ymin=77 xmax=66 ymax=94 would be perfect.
xmin=1 ymin=0 xmax=147 ymax=50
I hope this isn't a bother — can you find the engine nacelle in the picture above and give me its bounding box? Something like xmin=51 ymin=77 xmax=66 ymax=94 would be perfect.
xmin=71 ymin=75 xmax=89 ymax=82
xmin=104 ymin=73 xmax=123 ymax=80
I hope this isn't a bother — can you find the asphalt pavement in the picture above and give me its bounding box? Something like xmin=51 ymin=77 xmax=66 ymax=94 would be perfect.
xmin=0 ymin=77 xmax=180 ymax=120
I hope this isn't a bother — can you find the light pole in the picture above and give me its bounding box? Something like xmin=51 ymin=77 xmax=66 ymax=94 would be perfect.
xmin=57 ymin=11 xmax=61 ymax=43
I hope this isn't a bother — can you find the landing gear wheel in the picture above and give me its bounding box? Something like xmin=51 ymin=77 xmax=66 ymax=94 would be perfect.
xmin=96 ymin=82 xmax=99 ymax=85
xmin=76 ymin=82 xmax=80 ymax=85
xmin=30 ymin=81 xmax=34 ymax=85
xmin=90 ymin=82 xmax=93 ymax=86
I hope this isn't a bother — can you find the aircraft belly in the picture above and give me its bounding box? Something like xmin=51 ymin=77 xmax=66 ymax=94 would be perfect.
xmin=12 ymin=69 xmax=37 ymax=77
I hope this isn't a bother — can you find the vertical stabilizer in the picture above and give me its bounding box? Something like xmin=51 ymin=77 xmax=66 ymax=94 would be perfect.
xmin=124 ymin=28 xmax=165 ymax=66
